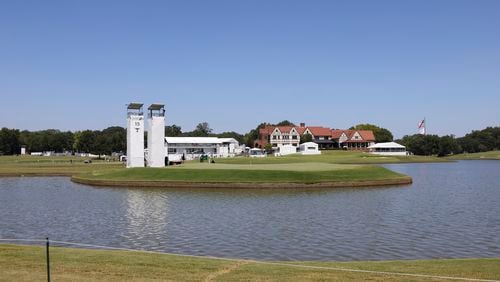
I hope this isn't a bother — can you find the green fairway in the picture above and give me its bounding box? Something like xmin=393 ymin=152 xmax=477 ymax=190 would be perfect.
xmin=446 ymin=150 xmax=500 ymax=160
xmin=1 ymin=244 xmax=499 ymax=281
xmin=178 ymin=162 xmax=360 ymax=171
xmin=215 ymin=150 xmax=448 ymax=165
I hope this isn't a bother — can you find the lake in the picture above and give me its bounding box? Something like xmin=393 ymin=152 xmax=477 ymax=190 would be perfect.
xmin=1 ymin=160 xmax=499 ymax=261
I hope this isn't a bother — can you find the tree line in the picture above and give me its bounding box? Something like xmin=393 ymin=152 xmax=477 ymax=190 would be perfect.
xmin=0 ymin=127 xmax=127 ymax=156
xmin=397 ymin=126 xmax=500 ymax=156
xmin=0 ymin=122 xmax=244 ymax=156
xmin=1 ymin=122 xmax=498 ymax=156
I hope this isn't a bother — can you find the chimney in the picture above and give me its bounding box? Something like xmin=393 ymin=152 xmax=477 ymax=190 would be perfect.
xmin=300 ymin=122 xmax=305 ymax=127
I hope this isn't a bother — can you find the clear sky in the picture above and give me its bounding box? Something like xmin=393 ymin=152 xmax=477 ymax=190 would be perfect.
xmin=1 ymin=0 xmax=499 ymax=138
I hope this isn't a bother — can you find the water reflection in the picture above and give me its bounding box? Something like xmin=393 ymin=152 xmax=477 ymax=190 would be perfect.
xmin=124 ymin=190 xmax=170 ymax=249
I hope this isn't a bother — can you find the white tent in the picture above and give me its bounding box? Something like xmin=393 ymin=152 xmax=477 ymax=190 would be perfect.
xmin=165 ymin=137 xmax=241 ymax=161
xmin=278 ymin=144 xmax=297 ymax=156
xmin=368 ymin=142 xmax=407 ymax=156
xmin=299 ymin=142 xmax=321 ymax=155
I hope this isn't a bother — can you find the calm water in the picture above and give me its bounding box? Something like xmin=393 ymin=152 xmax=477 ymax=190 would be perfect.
xmin=0 ymin=160 xmax=499 ymax=261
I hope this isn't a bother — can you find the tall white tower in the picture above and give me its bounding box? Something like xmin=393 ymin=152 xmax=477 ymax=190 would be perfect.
xmin=147 ymin=104 xmax=166 ymax=167
xmin=126 ymin=103 xmax=145 ymax=168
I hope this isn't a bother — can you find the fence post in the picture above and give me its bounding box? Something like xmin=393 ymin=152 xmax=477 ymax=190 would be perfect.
xmin=46 ymin=237 xmax=50 ymax=282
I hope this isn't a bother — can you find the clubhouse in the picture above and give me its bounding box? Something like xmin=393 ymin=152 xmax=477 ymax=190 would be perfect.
xmin=255 ymin=123 xmax=375 ymax=151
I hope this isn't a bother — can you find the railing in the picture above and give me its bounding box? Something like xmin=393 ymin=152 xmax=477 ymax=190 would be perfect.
xmin=127 ymin=111 xmax=143 ymax=118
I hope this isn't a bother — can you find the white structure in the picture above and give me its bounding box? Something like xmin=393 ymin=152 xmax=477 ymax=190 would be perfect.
xmin=249 ymin=148 xmax=266 ymax=158
xmin=165 ymin=137 xmax=241 ymax=162
xmin=146 ymin=104 xmax=166 ymax=167
xmin=278 ymin=144 xmax=297 ymax=156
xmin=126 ymin=103 xmax=145 ymax=168
xmin=20 ymin=145 xmax=26 ymax=155
xmin=368 ymin=142 xmax=407 ymax=156
xmin=299 ymin=142 xmax=321 ymax=155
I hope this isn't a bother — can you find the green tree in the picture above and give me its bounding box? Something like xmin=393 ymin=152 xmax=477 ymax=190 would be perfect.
xmin=76 ymin=130 xmax=97 ymax=153
xmin=438 ymin=135 xmax=460 ymax=156
xmin=400 ymin=134 xmax=440 ymax=155
xmin=165 ymin=125 xmax=182 ymax=137
xmin=349 ymin=124 xmax=393 ymax=143
xmin=276 ymin=120 xmax=295 ymax=126
xmin=0 ymin=128 xmax=20 ymax=155
xmin=300 ymin=133 xmax=313 ymax=143
xmin=101 ymin=126 xmax=126 ymax=153
xmin=190 ymin=122 xmax=212 ymax=137
xmin=264 ymin=143 xmax=273 ymax=154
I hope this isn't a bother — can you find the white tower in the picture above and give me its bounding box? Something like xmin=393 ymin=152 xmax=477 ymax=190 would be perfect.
xmin=126 ymin=103 xmax=145 ymax=168
xmin=146 ymin=104 xmax=166 ymax=167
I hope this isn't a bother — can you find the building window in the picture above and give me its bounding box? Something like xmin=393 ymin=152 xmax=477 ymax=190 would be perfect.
xmin=292 ymin=135 xmax=297 ymax=140
xmin=168 ymin=148 xmax=176 ymax=153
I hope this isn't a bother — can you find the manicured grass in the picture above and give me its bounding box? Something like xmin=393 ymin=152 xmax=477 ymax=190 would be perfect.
xmin=1 ymin=244 xmax=499 ymax=281
xmin=0 ymin=155 xmax=123 ymax=176
xmin=175 ymin=162 xmax=360 ymax=171
xmin=216 ymin=150 xmax=448 ymax=165
xmin=0 ymin=151 xmax=442 ymax=180
xmin=446 ymin=150 xmax=500 ymax=160
xmin=82 ymin=165 xmax=406 ymax=183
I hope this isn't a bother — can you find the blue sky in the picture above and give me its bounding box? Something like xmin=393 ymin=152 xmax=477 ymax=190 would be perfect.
xmin=1 ymin=0 xmax=499 ymax=138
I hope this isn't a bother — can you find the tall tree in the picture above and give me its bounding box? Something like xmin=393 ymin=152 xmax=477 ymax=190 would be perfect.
xmin=165 ymin=125 xmax=182 ymax=137
xmin=0 ymin=128 xmax=20 ymax=155
xmin=300 ymin=133 xmax=313 ymax=143
xmin=100 ymin=126 xmax=126 ymax=154
xmin=276 ymin=120 xmax=296 ymax=126
xmin=191 ymin=122 xmax=212 ymax=137
xmin=75 ymin=130 xmax=97 ymax=153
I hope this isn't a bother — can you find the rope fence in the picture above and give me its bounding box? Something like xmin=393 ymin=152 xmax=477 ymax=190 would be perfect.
xmin=0 ymin=238 xmax=498 ymax=282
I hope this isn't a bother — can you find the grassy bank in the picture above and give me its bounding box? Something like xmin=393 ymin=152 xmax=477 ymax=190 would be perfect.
xmin=1 ymin=244 xmax=499 ymax=281
xmin=72 ymin=162 xmax=412 ymax=188
xmin=446 ymin=150 xmax=500 ymax=160
xmin=0 ymin=155 xmax=123 ymax=177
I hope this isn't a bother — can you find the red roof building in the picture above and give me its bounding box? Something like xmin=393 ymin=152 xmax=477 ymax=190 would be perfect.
xmin=255 ymin=123 xmax=375 ymax=151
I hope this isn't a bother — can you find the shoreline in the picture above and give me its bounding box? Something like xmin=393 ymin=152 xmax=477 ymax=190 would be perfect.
xmin=0 ymin=172 xmax=74 ymax=177
xmin=71 ymin=175 xmax=412 ymax=189
xmin=1 ymin=243 xmax=498 ymax=281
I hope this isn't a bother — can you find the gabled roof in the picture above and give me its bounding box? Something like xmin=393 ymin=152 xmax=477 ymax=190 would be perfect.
xmin=296 ymin=127 xmax=307 ymax=134
xmin=331 ymin=130 xmax=344 ymax=139
xmin=276 ymin=126 xmax=294 ymax=133
xmin=259 ymin=126 xmax=275 ymax=135
xmin=306 ymin=126 xmax=332 ymax=136
xmin=259 ymin=125 xmax=300 ymax=135
xmin=331 ymin=129 xmax=375 ymax=142
xmin=357 ymin=130 xmax=375 ymax=141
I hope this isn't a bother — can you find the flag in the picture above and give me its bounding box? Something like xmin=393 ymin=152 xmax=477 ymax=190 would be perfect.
xmin=418 ymin=119 xmax=426 ymax=135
